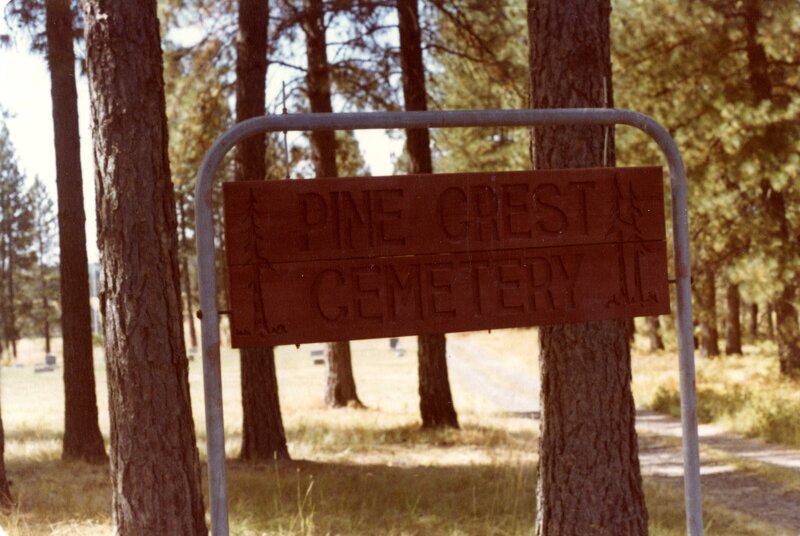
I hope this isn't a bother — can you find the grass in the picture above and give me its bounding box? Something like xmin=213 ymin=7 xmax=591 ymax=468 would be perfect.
xmin=0 ymin=330 xmax=789 ymax=534
xmin=631 ymin=337 xmax=800 ymax=447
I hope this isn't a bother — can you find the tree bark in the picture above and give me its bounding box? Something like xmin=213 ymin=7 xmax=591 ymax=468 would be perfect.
xmin=398 ymin=0 xmax=459 ymax=430
xmin=698 ymin=268 xmax=720 ymax=358
xmin=240 ymin=346 xmax=289 ymax=460
xmin=0 ymin=406 xmax=11 ymax=508
xmin=80 ymin=1 xmax=207 ymax=533
xmin=235 ymin=0 xmax=290 ymax=461
xmin=178 ymin=200 xmax=198 ymax=351
xmin=748 ymin=302 xmax=758 ymax=342
xmin=725 ymin=283 xmax=742 ymax=355
xmin=775 ymin=287 xmax=800 ymax=376
xmin=528 ymin=1 xmax=648 ymax=534
xmin=302 ymin=0 xmax=362 ymax=408
xmin=6 ymin=249 xmax=16 ymax=359
xmin=766 ymin=302 xmax=775 ymax=340
xmin=45 ymin=0 xmax=107 ymax=463
xmin=646 ymin=316 xmax=664 ymax=352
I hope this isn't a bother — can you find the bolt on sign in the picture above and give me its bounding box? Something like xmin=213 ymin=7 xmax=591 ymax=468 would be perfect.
xmin=223 ymin=167 xmax=670 ymax=347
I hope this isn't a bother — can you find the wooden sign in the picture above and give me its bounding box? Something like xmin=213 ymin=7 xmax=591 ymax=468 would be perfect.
xmin=223 ymin=167 xmax=670 ymax=347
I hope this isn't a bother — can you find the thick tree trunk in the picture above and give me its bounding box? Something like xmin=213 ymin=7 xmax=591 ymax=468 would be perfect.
xmin=748 ymin=302 xmax=758 ymax=342
xmin=528 ymin=1 xmax=648 ymax=534
xmin=725 ymin=283 xmax=742 ymax=355
xmin=81 ymin=1 xmax=207 ymax=533
xmin=240 ymin=346 xmax=289 ymax=460
xmin=698 ymin=268 xmax=720 ymax=358
xmin=235 ymin=0 xmax=290 ymax=461
xmin=325 ymin=340 xmax=363 ymax=408
xmin=398 ymin=0 xmax=459 ymax=430
xmin=302 ymin=0 xmax=361 ymax=408
xmin=45 ymin=0 xmax=106 ymax=463
xmin=646 ymin=316 xmax=664 ymax=352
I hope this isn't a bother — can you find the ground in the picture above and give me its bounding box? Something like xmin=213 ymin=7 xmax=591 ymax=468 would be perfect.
xmin=0 ymin=328 xmax=797 ymax=534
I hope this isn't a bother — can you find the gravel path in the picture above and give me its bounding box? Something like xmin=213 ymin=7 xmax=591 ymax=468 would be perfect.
xmin=447 ymin=338 xmax=800 ymax=532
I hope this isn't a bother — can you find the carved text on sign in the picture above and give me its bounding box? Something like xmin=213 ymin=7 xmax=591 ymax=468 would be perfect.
xmin=223 ymin=167 xmax=670 ymax=347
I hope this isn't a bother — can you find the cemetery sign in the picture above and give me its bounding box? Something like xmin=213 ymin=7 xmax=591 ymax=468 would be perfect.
xmin=223 ymin=166 xmax=669 ymax=347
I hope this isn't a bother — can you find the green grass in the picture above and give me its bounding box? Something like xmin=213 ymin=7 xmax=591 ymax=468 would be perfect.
xmin=0 ymin=331 xmax=790 ymax=534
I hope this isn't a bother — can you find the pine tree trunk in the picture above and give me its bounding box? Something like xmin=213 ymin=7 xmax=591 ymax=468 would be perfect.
xmin=325 ymin=340 xmax=363 ymax=408
xmin=240 ymin=347 xmax=289 ymax=460
xmin=528 ymin=1 xmax=648 ymax=533
xmin=418 ymin=334 xmax=458 ymax=428
xmin=81 ymin=1 xmax=207 ymax=533
xmin=7 ymin=254 xmax=16 ymax=359
xmin=302 ymin=0 xmax=361 ymax=407
xmin=725 ymin=283 xmax=742 ymax=355
xmin=178 ymin=201 xmax=198 ymax=351
xmin=235 ymin=0 xmax=290 ymax=461
xmin=0 ymin=406 xmax=11 ymax=507
xmin=766 ymin=302 xmax=775 ymax=340
xmin=398 ymin=0 xmax=459 ymax=430
xmin=45 ymin=0 xmax=106 ymax=463
xmin=698 ymin=268 xmax=720 ymax=358
xmin=646 ymin=316 xmax=664 ymax=352
xmin=775 ymin=287 xmax=800 ymax=376
xmin=44 ymin=296 xmax=51 ymax=354
xmin=748 ymin=302 xmax=758 ymax=342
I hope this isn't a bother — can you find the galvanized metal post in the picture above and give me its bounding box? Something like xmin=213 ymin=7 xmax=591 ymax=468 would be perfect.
xmin=195 ymin=109 xmax=703 ymax=536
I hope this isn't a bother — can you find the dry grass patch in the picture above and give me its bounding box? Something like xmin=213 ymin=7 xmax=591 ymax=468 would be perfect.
xmin=0 ymin=329 xmax=790 ymax=534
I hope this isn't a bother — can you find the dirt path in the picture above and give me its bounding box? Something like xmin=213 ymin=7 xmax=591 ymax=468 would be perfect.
xmin=447 ymin=337 xmax=800 ymax=533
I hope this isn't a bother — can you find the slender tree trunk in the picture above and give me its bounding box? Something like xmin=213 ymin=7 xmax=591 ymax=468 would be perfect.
xmin=81 ymin=1 xmax=207 ymax=533
xmin=529 ymin=1 xmax=648 ymax=534
xmin=766 ymin=302 xmax=775 ymax=340
xmin=725 ymin=283 xmax=742 ymax=355
xmin=235 ymin=0 xmax=290 ymax=461
xmin=7 ymin=254 xmax=16 ymax=359
xmin=0 ymin=405 xmax=11 ymax=508
xmin=302 ymin=0 xmax=362 ymax=408
xmin=398 ymin=0 xmax=458 ymax=430
xmin=698 ymin=268 xmax=720 ymax=358
xmin=646 ymin=316 xmax=664 ymax=352
xmin=44 ymin=296 xmax=51 ymax=354
xmin=178 ymin=201 xmax=198 ymax=351
xmin=46 ymin=0 xmax=107 ymax=463
xmin=748 ymin=302 xmax=758 ymax=342
xmin=417 ymin=334 xmax=458 ymax=428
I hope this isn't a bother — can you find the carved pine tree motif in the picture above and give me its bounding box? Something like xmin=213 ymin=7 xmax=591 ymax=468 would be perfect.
xmin=235 ymin=188 xmax=280 ymax=337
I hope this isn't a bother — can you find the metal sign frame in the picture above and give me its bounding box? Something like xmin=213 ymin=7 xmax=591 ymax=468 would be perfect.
xmin=195 ymin=109 xmax=704 ymax=536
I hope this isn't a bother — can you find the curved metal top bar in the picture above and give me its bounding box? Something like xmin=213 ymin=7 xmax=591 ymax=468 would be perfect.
xmin=197 ymin=108 xmax=682 ymax=184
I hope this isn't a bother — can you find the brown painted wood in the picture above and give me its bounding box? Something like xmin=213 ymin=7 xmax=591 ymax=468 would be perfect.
xmin=223 ymin=167 xmax=670 ymax=347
